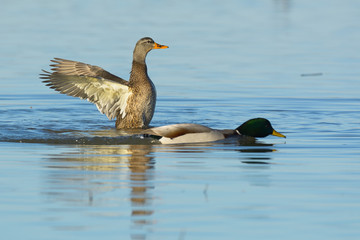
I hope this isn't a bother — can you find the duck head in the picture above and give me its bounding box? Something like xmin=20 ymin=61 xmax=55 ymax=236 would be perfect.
xmin=133 ymin=37 xmax=168 ymax=63
xmin=235 ymin=118 xmax=286 ymax=138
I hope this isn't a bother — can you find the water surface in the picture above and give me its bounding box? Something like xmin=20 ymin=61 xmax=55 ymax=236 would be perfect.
xmin=1 ymin=0 xmax=360 ymax=239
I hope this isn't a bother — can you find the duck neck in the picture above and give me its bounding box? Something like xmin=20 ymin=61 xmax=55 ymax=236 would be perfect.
xmin=130 ymin=61 xmax=150 ymax=86
xmin=220 ymin=129 xmax=237 ymax=137
xmin=132 ymin=47 xmax=148 ymax=65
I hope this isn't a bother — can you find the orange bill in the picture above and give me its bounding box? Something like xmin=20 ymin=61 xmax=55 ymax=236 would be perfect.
xmin=153 ymin=42 xmax=169 ymax=49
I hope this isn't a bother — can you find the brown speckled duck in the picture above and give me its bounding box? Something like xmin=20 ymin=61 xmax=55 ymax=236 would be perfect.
xmin=40 ymin=37 xmax=168 ymax=129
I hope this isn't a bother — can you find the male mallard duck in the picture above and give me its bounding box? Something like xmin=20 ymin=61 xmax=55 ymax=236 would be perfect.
xmin=144 ymin=118 xmax=286 ymax=144
xmin=41 ymin=37 xmax=168 ymax=129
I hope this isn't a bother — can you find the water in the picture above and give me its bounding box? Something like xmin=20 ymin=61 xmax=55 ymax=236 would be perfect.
xmin=1 ymin=0 xmax=360 ymax=239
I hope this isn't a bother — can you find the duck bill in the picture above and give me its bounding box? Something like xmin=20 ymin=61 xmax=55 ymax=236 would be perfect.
xmin=153 ymin=42 xmax=169 ymax=49
xmin=272 ymin=129 xmax=286 ymax=138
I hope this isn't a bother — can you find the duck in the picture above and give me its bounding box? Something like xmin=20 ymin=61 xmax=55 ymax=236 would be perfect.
xmin=143 ymin=118 xmax=286 ymax=144
xmin=40 ymin=37 xmax=168 ymax=129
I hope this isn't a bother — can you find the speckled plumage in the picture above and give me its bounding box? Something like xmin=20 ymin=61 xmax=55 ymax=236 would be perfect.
xmin=41 ymin=37 xmax=168 ymax=129
xmin=116 ymin=61 xmax=156 ymax=128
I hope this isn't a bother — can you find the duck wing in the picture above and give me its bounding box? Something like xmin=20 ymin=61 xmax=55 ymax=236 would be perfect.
xmin=48 ymin=58 xmax=128 ymax=84
xmin=144 ymin=123 xmax=214 ymax=139
xmin=41 ymin=58 xmax=132 ymax=120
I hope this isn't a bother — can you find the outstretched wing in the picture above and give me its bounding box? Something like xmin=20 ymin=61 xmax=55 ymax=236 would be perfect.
xmin=49 ymin=58 xmax=128 ymax=85
xmin=40 ymin=58 xmax=132 ymax=120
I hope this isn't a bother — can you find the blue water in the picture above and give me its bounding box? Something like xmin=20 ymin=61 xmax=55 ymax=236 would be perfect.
xmin=1 ymin=0 xmax=360 ymax=239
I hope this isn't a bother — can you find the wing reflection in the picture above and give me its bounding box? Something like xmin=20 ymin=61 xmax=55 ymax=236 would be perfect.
xmin=43 ymin=144 xmax=155 ymax=238
xmin=42 ymin=134 xmax=284 ymax=238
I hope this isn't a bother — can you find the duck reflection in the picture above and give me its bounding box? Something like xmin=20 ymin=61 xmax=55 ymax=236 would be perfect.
xmin=42 ymin=133 xmax=284 ymax=238
xmin=127 ymin=145 xmax=155 ymax=227
xmin=43 ymin=144 xmax=155 ymax=238
xmin=233 ymin=137 xmax=278 ymax=165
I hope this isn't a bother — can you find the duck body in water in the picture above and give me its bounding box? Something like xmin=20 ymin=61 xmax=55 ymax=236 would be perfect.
xmin=41 ymin=37 xmax=168 ymax=129
xmin=144 ymin=118 xmax=286 ymax=144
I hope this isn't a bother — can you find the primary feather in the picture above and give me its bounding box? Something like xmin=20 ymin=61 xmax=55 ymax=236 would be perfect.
xmin=41 ymin=58 xmax=132 ymax=120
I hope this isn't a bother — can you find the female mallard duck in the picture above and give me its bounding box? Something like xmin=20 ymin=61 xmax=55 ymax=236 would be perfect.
xmin=41 ymin=37 xmax=168 ymax=129
xmin=144 ymin=118 xmax=286 ymax=144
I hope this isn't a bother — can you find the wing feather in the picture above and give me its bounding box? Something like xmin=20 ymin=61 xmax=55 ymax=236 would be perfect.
xmin=41 ymin=58 xmax=132 ymax=120
xmin=49 ymin=58 xmax=128 ymax=85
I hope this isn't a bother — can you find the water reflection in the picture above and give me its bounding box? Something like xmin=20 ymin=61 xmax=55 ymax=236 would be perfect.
xmin=237 ymin=146 xmax=275 ymax=165
xmin=42 ymin=137 xmax=282 ymax=238
xmin=234 ymin=137 xmax=277 ymax=165
xmin=150 ymin=137 xmax=279 ymax=165
xmin=43 ymin=144 xmax=155 ymax=238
